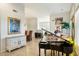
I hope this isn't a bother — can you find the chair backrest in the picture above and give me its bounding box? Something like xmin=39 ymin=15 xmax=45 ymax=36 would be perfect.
xmin=25 ymin=31 xmax=27 ymax=35
xmin=29 ymin=31 xmax=32 ymax=36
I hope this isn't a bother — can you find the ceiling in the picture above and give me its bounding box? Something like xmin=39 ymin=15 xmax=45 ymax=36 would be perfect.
xmin=25 ymin=3 xmax=72 ymax=17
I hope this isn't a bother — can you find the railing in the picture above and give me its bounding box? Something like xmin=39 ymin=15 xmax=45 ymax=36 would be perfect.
xmin=41 ymin=28 xmax=70 ymax=44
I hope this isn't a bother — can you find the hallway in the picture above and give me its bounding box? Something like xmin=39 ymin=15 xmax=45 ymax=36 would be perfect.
xmin=0 ymin=3 xmax=78 ymax=56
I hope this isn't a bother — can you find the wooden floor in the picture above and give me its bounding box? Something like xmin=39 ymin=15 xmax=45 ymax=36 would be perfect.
xmin=0 ymin=38 xmax=76 ymax=56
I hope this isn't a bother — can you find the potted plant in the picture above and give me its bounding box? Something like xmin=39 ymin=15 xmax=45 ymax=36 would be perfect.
xmin=61 ymin=22 xmax=70 ymax=35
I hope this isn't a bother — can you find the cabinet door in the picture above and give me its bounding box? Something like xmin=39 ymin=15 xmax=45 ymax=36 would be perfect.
xmin=6 ymin=39 xmax=12 ymax=50
xmin=11 ymin=38 xmax=18 ymax=49
xmin=18 ymin=37 xmax=26 ymax=47
xmin=21 ymin=37 xmax=26 ymax=46
xmin=18 ymin=40 xmax=22 ymax=47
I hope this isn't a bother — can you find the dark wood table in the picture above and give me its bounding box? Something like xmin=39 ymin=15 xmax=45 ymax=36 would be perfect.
xmin=39 ymin=38 xmax=73 ymax=56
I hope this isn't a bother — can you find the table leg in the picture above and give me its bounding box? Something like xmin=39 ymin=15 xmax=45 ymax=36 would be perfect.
xmin=44 ymin=49 xmax=46 ymax=56
xmin=62 ymin=52 xmax=64 ymax=56
xmin=53 ymin=50 xmax=55 ymax=56
xmin=55 ymin=50 xmax=57 ymax=56
xmin=58 ymin=51 xmax=60 ymax=56
xmin=39 ymin=48 xmax=40 ymax=56
xmin=51 ymin=49 xmax=52 ymax=56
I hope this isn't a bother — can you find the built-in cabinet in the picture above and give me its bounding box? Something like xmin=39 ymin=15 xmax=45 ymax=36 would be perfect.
xmin=6 ymin=34 xmax=26 ymax=52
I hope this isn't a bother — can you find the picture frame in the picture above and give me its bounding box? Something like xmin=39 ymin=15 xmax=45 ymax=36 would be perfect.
xmin=8 ymin=17 xmax=20 ymax=34
xmin=55 ymin=17 xmax=63 ymax=25
xmin=55 ymin=17 xmax=63 ymax=31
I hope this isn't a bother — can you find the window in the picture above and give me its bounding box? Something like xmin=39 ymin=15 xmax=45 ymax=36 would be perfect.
xmin=39 ymin=22 xmax=50 ymax=31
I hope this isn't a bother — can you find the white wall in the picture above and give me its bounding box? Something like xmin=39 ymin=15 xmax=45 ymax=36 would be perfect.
xmin=70 ymin=4 xmax=75 ymax=19
xmin=75 ymin=10 xmax=78 ymax=45
xmin=70 ymin=4 xmax=79 ymax=55
xmin=75 ymin=8 xmax=79 ymax=55
xmin=25 ymin=6 xmax=38 ymax=31
xmin=75 ymin=8 xmax=79 ymax=46
xmin=25 ymin=7 xmax=38 ymax=17
xmin=26 ymin=17 xmax=37 ymax=31
xmin=25 ymin=6 xmax=50 ymax=30
xmin=0 ymin=3 xmax=25 ymax=52
xmin=70 ymin=4 xmax=79 ymax=19
xmin=26 ymin=17 xmax=37 ymax=37
xmin=50 ymin=12 xmax=70 ymax=33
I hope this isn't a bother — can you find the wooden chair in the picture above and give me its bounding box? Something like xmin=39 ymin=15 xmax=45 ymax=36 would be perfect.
xmin=25 ymin=30 xmax=33 ymax=41
xmin=39 ymin=42 xmax=51 ymax=56
xmin=25 ymin=31 xmax=27 ymax=41
xmin=29 ymin=31 xmax=32 ymax=41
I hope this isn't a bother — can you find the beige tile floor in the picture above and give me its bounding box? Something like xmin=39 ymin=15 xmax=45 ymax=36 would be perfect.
xmin=0 ymin=38 xmax=52 ymax=56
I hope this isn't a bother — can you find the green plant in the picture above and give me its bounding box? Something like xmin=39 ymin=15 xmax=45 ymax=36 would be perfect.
xmin=61 ymin=22 xmax=70 ymax=29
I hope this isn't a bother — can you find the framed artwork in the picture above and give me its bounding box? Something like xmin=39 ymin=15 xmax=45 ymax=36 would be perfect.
xmin=55 ymin=17 xmax=63 ymax=25
xmin=55 ymin=17 xmax=63 ymax=31
xmin=8 ymin=17 xmax=20 ymax=34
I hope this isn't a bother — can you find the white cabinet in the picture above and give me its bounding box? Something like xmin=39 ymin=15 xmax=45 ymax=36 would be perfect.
xmin=6 ymin=34 xmax=26 ymax=52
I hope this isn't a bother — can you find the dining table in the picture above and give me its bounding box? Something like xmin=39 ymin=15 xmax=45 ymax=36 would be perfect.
xmin=39 ymin=35 xmax=73 ymax=56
